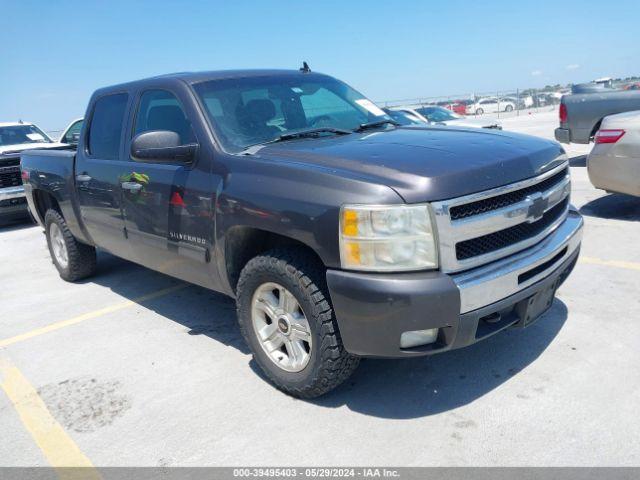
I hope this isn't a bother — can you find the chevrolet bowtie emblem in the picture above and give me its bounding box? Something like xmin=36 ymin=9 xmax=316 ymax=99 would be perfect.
xmin=526 ymin=192 xmax=548 ymax=222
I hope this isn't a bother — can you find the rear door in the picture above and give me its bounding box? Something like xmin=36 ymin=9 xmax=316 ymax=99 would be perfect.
xmin=75 ymin=92 xmax=135 ymax=260
xmin=121 ymin=88 xmax=216 ymax=288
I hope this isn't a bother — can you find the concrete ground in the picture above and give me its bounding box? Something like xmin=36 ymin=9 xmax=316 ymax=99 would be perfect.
xmin=1 ymin=111 xmax=639 ymax=467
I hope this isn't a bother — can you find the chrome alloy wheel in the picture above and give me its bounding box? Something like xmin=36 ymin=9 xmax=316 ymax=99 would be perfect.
xmin=251 ymin=282 xmax=312 ymax=372
xmin=49 ymin=223 xmax=69 ymax=269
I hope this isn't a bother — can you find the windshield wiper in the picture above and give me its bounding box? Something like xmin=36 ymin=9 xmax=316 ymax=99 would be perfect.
xmin=241 ymin=127 xmax=352 ymax=154
xmin=354 ymin=119 xmax=399 ymax=132
xmin=278 ymin=127 xmax=352 ymax=140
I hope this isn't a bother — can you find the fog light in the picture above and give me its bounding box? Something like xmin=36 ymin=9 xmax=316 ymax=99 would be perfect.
xmin=400 ymin=328 xmax=439 ymax=349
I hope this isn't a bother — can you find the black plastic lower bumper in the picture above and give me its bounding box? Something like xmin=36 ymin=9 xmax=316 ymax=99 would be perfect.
xmin=0 ymin=196 xmax=29 ymax=218
xmin=326 ymin=247 xmax=579 ymax=358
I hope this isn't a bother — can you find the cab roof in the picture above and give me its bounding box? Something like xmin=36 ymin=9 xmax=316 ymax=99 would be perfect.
xmin=94 ymin=69 xmax=327 ymax=95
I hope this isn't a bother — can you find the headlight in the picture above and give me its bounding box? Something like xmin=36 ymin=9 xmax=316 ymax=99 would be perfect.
xmin=339 ymin=204 xmax=438 ymax=271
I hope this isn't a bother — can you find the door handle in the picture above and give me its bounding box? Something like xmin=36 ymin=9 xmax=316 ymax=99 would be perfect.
xmin=76 ymin=174 xmax=92 ymax=182
xmin=121 ymin=182 xmax=143 ymax=193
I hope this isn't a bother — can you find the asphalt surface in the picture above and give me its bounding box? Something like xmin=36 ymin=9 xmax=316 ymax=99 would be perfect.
xmin=1 ymin=110 xmax=639 ymax=467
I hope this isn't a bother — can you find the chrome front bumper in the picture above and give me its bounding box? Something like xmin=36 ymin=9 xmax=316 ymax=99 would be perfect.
xmin=0 ymin=186 xmax=26 ymax=201
xmin=453 ymin=208 xmax=583 ymax=313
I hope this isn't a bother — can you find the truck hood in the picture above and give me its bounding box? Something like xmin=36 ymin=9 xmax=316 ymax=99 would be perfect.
xmin=0 ymin=142 xmax=67 ymax=156
xmin=252 ymin=126 xmax=566 ymax=203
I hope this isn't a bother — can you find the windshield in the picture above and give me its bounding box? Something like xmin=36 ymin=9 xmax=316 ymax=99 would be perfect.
xmin=193 ymin=73 xmax=393 ymax=152
xmin=0 ymin=124 xmax=52 ymax=147
xmin=416 ymin=106 xmax=462 ymax=122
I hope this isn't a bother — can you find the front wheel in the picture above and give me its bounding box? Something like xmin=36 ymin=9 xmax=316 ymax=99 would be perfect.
xmin=505 ymin=104 xmax=514 ymax=112
xmin=475 ymin=108 xmax=484 ymax=115
xmin=236 ymin=249 xmax=360 ymax=398
xmin=45 ymin=209 xmax=97 ymax=282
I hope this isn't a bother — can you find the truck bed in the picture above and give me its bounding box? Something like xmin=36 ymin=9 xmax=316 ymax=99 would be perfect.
xmin=558 ymin=90 xmax=640 ymax=144
xmin=20 ymin=147 xmax=86 ymax=239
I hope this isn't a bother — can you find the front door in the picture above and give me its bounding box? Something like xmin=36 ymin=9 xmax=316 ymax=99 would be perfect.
xmin=121 ymin=89 xmax=215 ymax=288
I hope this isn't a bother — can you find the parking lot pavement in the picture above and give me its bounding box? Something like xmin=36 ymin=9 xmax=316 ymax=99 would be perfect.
xmin=1 ymin=111 xmax=639 ymax=468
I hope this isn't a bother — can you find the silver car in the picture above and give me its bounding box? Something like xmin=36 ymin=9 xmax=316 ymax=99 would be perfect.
xmin=391 ymin=105 xmax=501 ymax=129
xmin=588 ymin=110 xmax=640 ymax=197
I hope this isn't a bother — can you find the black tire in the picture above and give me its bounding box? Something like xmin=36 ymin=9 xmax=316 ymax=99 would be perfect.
xmin=476 ymin=108 xmax=484 ymax=115
xmin=44 ymin=209 xmax=97 ymax=282
xmin=505 ymin=104 xmax=514 ymax=112
xmin=236 ymin=248 xmax=360 ymax=398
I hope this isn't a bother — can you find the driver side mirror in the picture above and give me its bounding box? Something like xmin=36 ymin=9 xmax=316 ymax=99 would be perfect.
xmin=131 ymin=130 xmax=197 ymax=163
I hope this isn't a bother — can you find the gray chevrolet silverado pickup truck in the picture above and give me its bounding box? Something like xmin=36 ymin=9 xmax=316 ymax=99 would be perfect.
xmin=21 ymin=69 xmax=583 ymax=397
xmin=555 ymin=89 xmax=640 ymax=144
xmin=1 ymin=122 xmax=68 ymax=222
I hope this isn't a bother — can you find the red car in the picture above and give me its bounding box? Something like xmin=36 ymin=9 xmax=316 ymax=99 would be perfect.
xmin=441 ymin=100 xmax=470 ymax=116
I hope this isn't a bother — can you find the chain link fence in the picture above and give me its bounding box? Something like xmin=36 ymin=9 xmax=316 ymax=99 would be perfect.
xmin=377 ymin=87 xmax=564 ymax=119
xmin=376 ymin=77 xmax=640 ymax=119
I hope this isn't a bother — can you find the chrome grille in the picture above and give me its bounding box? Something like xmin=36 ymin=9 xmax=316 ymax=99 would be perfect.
xmin=456 ymin=198 xmax=568 ymax=260
xmin=450 ymin=168 xmax=568 ymax=220
xmin=431 ymin=158 xmax=571 ymax=273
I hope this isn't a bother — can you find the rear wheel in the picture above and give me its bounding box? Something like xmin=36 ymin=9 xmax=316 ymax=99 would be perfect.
xmin=45 ymin=209 xmax=97 ymax=282
xmin=236 ymin=249 xmax=360 ymax=398
xmin=505 ymin=104 xmax=514 ymax=112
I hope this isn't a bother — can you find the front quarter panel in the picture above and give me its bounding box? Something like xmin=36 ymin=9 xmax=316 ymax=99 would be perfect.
xmin=214 ymin=154 xmax=403 ymax=276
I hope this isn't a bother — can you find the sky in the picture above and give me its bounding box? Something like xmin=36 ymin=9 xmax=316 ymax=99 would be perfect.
xmin=2 ymin=0 xmax=638 ymax=132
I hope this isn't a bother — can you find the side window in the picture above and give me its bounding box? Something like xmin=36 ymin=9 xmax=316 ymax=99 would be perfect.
xmin=61 ymin=120 xmax=83 ymax=144
xmin=133 ymin=90 xmax=195 ymax=145
xmin=88 ymin=93 xmax=128 ymax=159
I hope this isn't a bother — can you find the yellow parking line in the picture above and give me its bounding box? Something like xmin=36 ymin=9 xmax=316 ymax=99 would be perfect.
xmin=0 ymin=284 xmax=187 ymax=349
xmin=0 ymin=358 xmax=101 ymax=479
xmin=580 ymin=256 xmax=640 ymax=272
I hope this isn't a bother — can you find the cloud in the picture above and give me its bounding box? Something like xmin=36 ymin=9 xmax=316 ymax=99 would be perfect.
xmin=566 ymin=64 xmax=580 ymax=70
xmin=531 ymin=70 xmax=542 ymax=76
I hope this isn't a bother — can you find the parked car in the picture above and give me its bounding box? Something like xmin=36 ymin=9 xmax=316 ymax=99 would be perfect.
xmin=0 ymin=121 xmax=66 ymax=222
xmin=382 ymin=108 xmax=425 ymax=126
xmin=570 ymin=83 xmax=615 ymax=94
xmin=451 ymin=101 xmax=470 ymax=115
xmin=21 ymin=69 xmax=583 ymax=397
xmin=392 ymin=106 xmax=501 ymax=129
xmin=466 ymin=97 xmax=515 ymax=115
xmin=587 ymin=111 xmax=640 ymax=197
xmin=436 ymin=100 xmax=468 ymax=116
xmin=520 ymin=95 xmax=534 ymax=109
xmin=533 ymin=93 xmax=559 ymax=107
xmin=500 ymin=96 xmax=526 ymax=110
xmin=59 ymin=118 xmax=84 ymax=145
xmin=549 ymin=91 xmax=564 ymax=103
xmin=446 ymin=100 xmax=473 ymax=116
xmin=555 ymin=90 xmax=640 ymax=144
